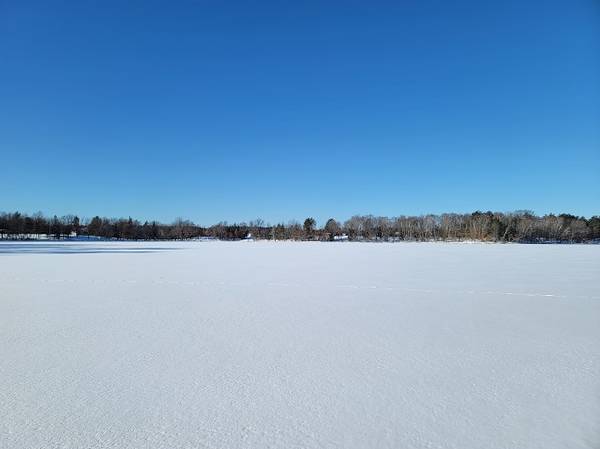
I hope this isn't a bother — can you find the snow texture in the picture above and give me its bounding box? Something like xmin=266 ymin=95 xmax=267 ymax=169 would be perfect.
xmin=1 ymin=241 xmax=599 ymax=449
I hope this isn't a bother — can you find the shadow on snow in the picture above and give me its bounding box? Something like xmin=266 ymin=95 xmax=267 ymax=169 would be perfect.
xmin=0 ymin=242 xmax=178 ymax=255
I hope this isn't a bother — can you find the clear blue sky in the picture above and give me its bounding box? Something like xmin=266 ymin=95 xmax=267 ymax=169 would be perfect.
xmin=1 ymin=0 xmax=598 ymax=225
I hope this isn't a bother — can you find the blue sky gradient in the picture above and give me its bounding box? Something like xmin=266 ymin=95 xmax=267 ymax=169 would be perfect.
xmin=1 ymin=0 xmax=598 ymax=225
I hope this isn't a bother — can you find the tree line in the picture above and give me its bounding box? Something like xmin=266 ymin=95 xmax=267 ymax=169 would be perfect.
xmin=1 ymin=210 xmax=599 ymax=243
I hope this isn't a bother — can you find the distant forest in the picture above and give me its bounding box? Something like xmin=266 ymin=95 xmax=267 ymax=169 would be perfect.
xmin=1 ymin=210 xmax=599 ymax=243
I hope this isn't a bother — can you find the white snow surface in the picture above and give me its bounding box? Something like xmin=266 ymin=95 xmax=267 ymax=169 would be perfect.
xmin=1 ymin=241 xmax=599 ymax=449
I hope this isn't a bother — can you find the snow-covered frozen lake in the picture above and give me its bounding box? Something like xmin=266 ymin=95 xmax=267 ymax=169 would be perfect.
xmin=1 ymin=241 xmax=598 ymax=449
